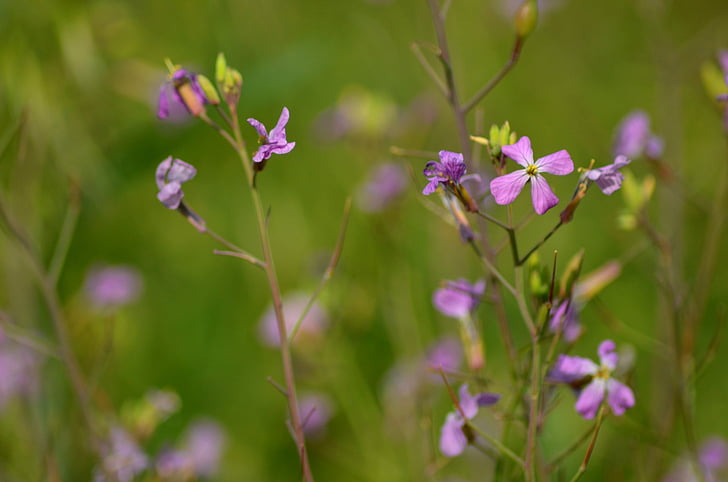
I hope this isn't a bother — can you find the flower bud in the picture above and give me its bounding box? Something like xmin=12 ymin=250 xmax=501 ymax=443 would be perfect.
xmin=515 ymin=0 xmax=538 ymax=39
xmin=215 ymin=52 xmax=227 ymax=85
xmin=559 ymin=249 xmax=584 ymax=299
xmin=196 ymin=74 xmax=220 ymax=105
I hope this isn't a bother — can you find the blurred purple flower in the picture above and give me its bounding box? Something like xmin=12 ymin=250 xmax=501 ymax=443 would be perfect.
xmin=357 ymin=163 xmax=408 ymax=212
xmin=84 ymin=265 xmax=142 ymax=308
xmin=422 ymin=151 xmax=467 ymax=195
xmin=662 ymin=437 xmax=728 ymax=482
xmin=299 ymin=392 xmax=335 ymax=438
xmin=613 ymin=110 xmax=664 ymax=159
xmin=96 ymin=427 xmax=148 ymax=482
xmin=433 ymin=279 xmax=485 ymax=319
xmin=490 ymin=136 xmax=574 ymax=215
xmin=156 ymin=157 xmax=197 ymax=210
xmin=425 ymin=337 xmax=464 ymax=375
xmin=183 ymin=419 xmax=226 ymax=477
xmin=440 ymin=384 xmax=500 ymax=457
xmin=157 ymin=68 xmax=207 ymax=119
xmin=258 ymin=292 xmax=328 ymax=347
xmin=548 ymin=298 xmax=582 ymax=342
xmin=548 ymin=340 xmax=635 ymax=419
xmin=247 ymin=107 xmax=296 ymax=163
xmin=0 ymin=334 xmax=40 ymax=409
xmin=585 ymin=155 xmax=631 ymax=195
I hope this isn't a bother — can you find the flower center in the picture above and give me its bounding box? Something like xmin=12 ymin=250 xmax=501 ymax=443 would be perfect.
xmin=594 ymin=366 xmax=612 ymax=380
xmin=526 ymin=164 xmax=539 ymax=177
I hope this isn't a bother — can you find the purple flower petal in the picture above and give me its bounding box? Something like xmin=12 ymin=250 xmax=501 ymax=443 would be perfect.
xmin=432 ymin=279 xmax=484 ymax=318
xmin=575 ymin=379 xmax=606 ymax=419
xmin=606 ymin=379 xmax=634 ymax=416
xmin=548 ymin=354 xmax=598 ymax=383
xmin=535 ymin=150 xmax=574 ymax=175
xmin=699 ymin=437 xmax=728 ymax=469
xmin=157 ymin=85 xmax=170 ymax=119
xmin=166 ymin=159 xmax=197 ymax=184
xmin=502 ymin=136 xmax=534 ymax=168
xmin=458 ymin=384 xmax=479 ymax=419
xmin=613 ymin=111 xmax=650 ymax=158
xmin=157 ymin=182 xmax=184 ymax=209
xmin=490 ymin=170 xmax=529 ymax=206
xmin=440 ymin=412 xmax=467 ymax=457
xmin=476 ymin=392 xmax=501 ymax=406
xmin=597 ymin=340 xmax=618 ymax=370
xmin=155 ymin=156 xmax=173 ymax=190
xmin=247 ymin=117 xmax=268 ymax=138
xmin=269 ymin=107 xmax=290 ymax=141
xmin=529 ymin=175 xmax=559 ymax=215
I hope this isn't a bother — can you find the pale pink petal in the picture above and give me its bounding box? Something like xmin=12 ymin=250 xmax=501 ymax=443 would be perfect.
xmin=440 ymin=412 xmax=467 ymax=457
xmin=529 ymin=175 xmax=559 ymax=215
xmin=490 ymin=170 xmax=529 ymax=205
xmin=598 ymin=340 xmax=618 ymax=370
xmin=458 ymin=384 xmax=478 ymax=419
xmin=606 ymin=379 xmax=634 ymax=415
xmin=247 ymin=118 xmax=268 ymax=138
xmin=269 ymin=107 xmax=290 ymax=140
xmin=575 ymin=379 xmax=606 ymax=419
xmin=501 ymin=136 xmax=534 ymax=168
xmin=535 ymin=150 xmax=574 ymax=175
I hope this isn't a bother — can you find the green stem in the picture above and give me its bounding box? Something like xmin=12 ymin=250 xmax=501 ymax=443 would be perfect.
xmin=463 ymin=37 xmax=524 ymax=113
xmin=517 ymin=221 xmax=563 ymax=266
xmin=568 ymin=406 xmax=606 ymax=482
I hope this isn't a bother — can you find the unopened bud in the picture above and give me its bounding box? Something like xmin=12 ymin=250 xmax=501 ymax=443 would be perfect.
xmin=559 ymin=249 xmax=584 ymax=299
xmin=196 ymin=74 xmax=220 ymax=105
xmin=215 ymin=52 xmax=227 ymax=85
xmin=515 ymin=0 xmax=538 ymax=38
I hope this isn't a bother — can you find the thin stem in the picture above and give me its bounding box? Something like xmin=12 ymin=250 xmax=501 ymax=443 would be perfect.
xmin=213 ymin=250 xmax=265 ymax=268
xmin=389 ymin=146 xmax=438 ymax=158
xmin=525 ymin=331 xmax=541 ymax=482
xmin=468 ymin=422 xmax=526 ymax=469
xmin=289 ymin=198 xmax=351 ymax=342
xmin=469 ymin=241 xmax=517 ymax=296
xmin=547 ymin=418 xmax=599 ymax=471
xmin=517 ymin=221 xmax=563 ymax=266
xmin=410 ymin=42 xmax=449 ymax=97
xmin=464 ymin=38 xmax=524 ymax=113
xmin=49 ymin=181 xmax=80 ymax=286
xmin=568 ymin=406 xmax=606 ymax=482
xmin=205 ymin=228 xmax=265 ymax=268
xmin=0 ymin=312 xmax=60 ymax=359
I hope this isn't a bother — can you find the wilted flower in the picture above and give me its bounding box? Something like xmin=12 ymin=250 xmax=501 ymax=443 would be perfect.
xmin=157 ymin=68 xmax=208 ymax=119
xmin=432 ymin=279 xmax=485 ymax=319
xmin=440 ymin=384 xmax=500 ymax=457
xmin=585 ymin=155 xmax=632 ymax=195
xmin=96 ymin=427 xmax=148 ymax=482
xmin=548 ymin=340 xmax=635 ymax=419
xmin=84 ymin=265 xmax=142 ymax=308
xmin=156 ymin=157 xmax=197 ymax=209
xmin=613 ymin=110 xmax=664 ymax=159
xmin=247 ymin=107 xmax=296 ymax=163
xmin=356 ymin=163 xmax=408 ymax=212
xmin=0 ymin=332 xmax=40 ymax=409
xmin=299 ymin=392 xmax=335 ymax=438
xmin=490 ymin=136 xmax=574 ymax=215
xmin=662 ymin=437 xmax=728 ymax=482
xmin=258 ymin=292 xmax=328 ymax=347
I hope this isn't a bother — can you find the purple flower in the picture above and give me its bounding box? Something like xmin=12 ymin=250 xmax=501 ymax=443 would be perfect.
xmin=155 ymin=157 xmax=197 ymax=209
xmin=585 ymin=155 xmax=631 ymax=195
xmin=258 ymin=292 xmax=328 ymax=347
xmin=84 ymin=265 xmax=142 ymax=308
xmin=433 ymin=279 xmax=485 ymax=319
xmin=183 ymin=420 xmax=226 ymax=477
xmin=0 ymin=334 xmax=40 ymax=409
xmin=247 ymin=107 xmax=296 ymax=163
xmin=662 ymin=437 xmax=728 ymax=482
xmin=613 ymin=110 xmax=664 ymax=159
xmin=96 ymin=427 xmax=148 ymax=482
xmin=425 ymin=337 xmax=464 ymax=375
xmin=157 ymin=68 xmax=207 ymax=119
xmin=490 ymin=136 xmax=574 ymax=215
xmin=439 ymin=384 xmax=500 ymax=457
xmin=548 ymin=340 xmax=635 ymax=419
xmin=548 ymin=298 xmax=582 ymax=342
xmin=422 ymin=151 xmax=467 ymax=195
xmin=357 ymin=163 xmax=408 ymax=212
xmin=299 ymin=392 xmax=335 ymax=438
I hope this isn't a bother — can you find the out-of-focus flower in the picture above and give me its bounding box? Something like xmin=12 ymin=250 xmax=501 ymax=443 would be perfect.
xmin=613 ymin=110 xmax=664 ymax=159
xmin=96 ymin=427 xmax=148 ymax=482
xmin=440 ymin=384 xmax=500 ymax=457
xmin=548 ymin=340 xmax=635 ymax=419
xmin=585 ymin=155 xmax=632 ymax=195
xmin=313 ymin=86 xmax=399 ymax=141
xmin=433 ymin=279 xmax=485 ymax=319
xmin=356 ymin=163 xmax=408 ymax=212
xmin=157 ymin=68 xmax=208 ymax=119
xmin=299 ymin=392 xmax=335 ymax=438
xmin=156 ymin=157 xmax=197 ymax=210
xmin=490 ymin=136 xmax=574 ymax=215
xmin=662 ymin=437 xmax=728 ymax=482
xmin=548 ymin=298 xmax=581 ymax=342
xmin=425 ymin=337 xmax=464 ymax=375
xmin=258 ymin=292 xmax=328 ymax=347
xmin=84 ymin=265 xmax=142 ymax=308
xmin=247 ymin=107 xmax=296 ymax=163
xmin=155 ymin=419 xmax=226 ymax=479
xmin=0 ymin=333 xmax=40 ymax=409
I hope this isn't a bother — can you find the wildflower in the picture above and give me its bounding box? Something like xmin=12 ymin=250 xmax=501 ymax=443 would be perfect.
xmin=157 ymin=68 xmax=208 ymax=119
xmin=299 ymin=392 xmax=335 ymax=438
xmin=548 ymin=340 xmax=635 ymax=419
xmin=0 ymin=332 xmax=40 ymax=409
xmin=422 ymin=151 xmax=467 ymax=195
xmin=155 ymin=157 xmax=197 ymax=210
xmin=96 ymin=427 xmax=148 ymax=482
xmin=155 ymin=419 xmax=226 ymax=479
xmin=613 ymin=110 xmax=664 ymax=159
xmin=585 ymin=155 xmax=631 ymax=195
xmin=258 ymin=292 xmax=328 ymax=347
xmin=84 ymin=265 xmax=142 ymax=308
xmin=439 ymin=384 xmax=500 ymax=457
xmin=662 ymin=437 xmax=728 ymax=482
xmin=425 ymin=337 xmax=464 ymax=376
xmin=490 ymin=136 xmax=574 ymax=215
xmin=247 ymin=107 xmax=296 ymax=163
xmin=432 ymin=279 xmax=485 ymax=319
xmin=548 ymin=298 xmax=581 ymax=342
xmin=356 ymin=163 xmax=407 ymax=212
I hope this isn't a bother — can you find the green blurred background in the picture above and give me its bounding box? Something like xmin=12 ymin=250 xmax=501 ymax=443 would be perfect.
xmin=1 ymin=0 xmax=728 ymax=480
